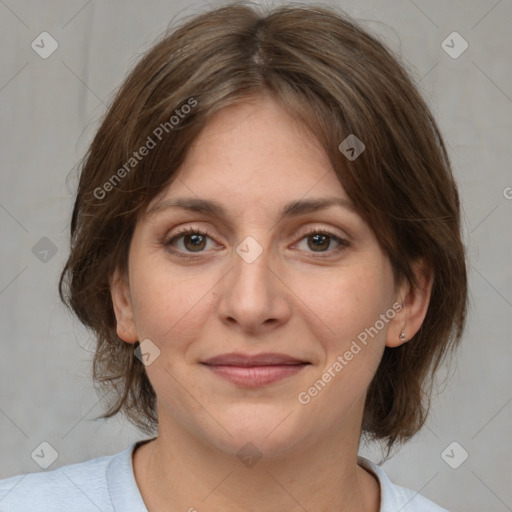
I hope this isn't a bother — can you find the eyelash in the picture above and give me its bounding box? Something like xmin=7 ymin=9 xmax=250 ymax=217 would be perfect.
xmin=163 ymin=226 xmax=350 ymax=260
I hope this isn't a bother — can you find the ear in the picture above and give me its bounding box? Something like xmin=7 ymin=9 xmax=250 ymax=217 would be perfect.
xmin=110 ymin=267 xmax=138 ymax=344
xmin=386 ymin=259 xmax=433 ymax=348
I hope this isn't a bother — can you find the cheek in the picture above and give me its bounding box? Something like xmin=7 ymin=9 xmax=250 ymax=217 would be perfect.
xmin=308 ymin=260 xmax=393 ymax=344
xmin=295 ymin=266 xmax=392 ymax=422
xmin=129 ymin=258 xmax=216 ymax=351
xmin=304 ymin=257 xmax=394 ymax=400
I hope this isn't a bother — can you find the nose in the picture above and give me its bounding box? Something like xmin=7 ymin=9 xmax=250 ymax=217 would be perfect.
xmin=216 ymin=236 xmax=292 ymax=336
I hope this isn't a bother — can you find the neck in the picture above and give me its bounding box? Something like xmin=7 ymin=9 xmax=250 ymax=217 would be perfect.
xmin=133 ymin=415 xmax=380 ymax=512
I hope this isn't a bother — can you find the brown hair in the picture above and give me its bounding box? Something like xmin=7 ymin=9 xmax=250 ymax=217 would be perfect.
xmin=59 ymin=1 xmax=467 ymax=456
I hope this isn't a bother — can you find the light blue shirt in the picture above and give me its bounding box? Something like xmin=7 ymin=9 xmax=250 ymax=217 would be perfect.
xmin=0 ymin=441 xmax=448 ymax=511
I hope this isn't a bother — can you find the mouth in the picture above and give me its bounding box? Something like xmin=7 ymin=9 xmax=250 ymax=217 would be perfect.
xmin=201 ymin=352 xmax=311 ymax=387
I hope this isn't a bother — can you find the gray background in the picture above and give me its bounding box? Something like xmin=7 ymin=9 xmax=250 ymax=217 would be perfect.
xmin=1 ymin=0 xmax=511 ymax=510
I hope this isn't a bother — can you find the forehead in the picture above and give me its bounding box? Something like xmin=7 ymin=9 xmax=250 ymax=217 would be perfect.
xmin=148 ymin=94 xmax=350 ymax=215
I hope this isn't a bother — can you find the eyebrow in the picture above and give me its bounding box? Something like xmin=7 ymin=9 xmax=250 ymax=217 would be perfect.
xmin=147 ymin=196 xmax=357 ymax=222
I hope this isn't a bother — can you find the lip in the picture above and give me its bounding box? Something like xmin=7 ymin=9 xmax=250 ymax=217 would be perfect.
xmin=202 ymin=352 xmax=308 ymax=366
xmin=201 ymin=352 xmax=310 ymax=387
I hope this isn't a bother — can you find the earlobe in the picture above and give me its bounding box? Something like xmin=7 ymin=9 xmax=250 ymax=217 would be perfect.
xmin=110 ymin=267 xmax=138 ymax=344
xmin=386 ymin=260 xmax=433 ymax=348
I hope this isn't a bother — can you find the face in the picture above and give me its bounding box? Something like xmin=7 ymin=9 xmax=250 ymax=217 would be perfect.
xmin=111 ymin=92 xmax=413 ymax=458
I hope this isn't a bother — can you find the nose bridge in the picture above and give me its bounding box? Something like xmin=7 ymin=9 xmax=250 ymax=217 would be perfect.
xmin=217 ymin=230 xmax=290 ymax=332
xmin=230 ymin=232 xmax=274 ymax=300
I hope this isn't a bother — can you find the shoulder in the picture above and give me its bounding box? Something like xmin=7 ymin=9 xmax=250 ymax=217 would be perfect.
xmin=0 ymin=449 xmax=120 ymax=512
xmin=358 ymin=456 xmax=450 ymax=512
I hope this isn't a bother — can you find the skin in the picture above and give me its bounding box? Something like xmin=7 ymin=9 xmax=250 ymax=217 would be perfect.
xmin=111 ymin=91 xmax=433 ymax=512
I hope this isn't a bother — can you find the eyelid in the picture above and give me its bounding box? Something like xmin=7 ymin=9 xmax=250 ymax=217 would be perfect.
xmin=163 ymin=225 xmax=220 ymax=250
xmin=292 ymin=224 xmax=350 ymax=243
xmin=163 ymin=224 xmax=349 ymax=246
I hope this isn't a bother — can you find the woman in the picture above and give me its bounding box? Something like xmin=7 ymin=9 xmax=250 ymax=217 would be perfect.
xmin=0 ymin=2 xmax=467 ymax=511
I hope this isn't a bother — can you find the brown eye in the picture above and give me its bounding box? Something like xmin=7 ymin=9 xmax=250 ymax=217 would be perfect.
xmin=182 ymin=232 xmax=207 ymax=252
xmin=307 ymin=233 xmax=331 ymax=252
xmin=295 ymin=229 xmax=349 ymax=256
xmin=164 ymin=227 xmax=216 ymax=257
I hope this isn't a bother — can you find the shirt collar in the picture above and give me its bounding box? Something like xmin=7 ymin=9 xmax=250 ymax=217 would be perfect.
xmin=106 ymin=440 xmax=152 ymax=511
xmin=357 ymin=455 xmax=402 ymax=511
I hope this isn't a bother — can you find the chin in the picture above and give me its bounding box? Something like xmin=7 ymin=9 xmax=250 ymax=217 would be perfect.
xmin=199 ymin=404 xmax=309 ymax=460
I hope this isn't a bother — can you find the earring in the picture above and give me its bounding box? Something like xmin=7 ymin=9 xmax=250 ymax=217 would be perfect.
xmin=399 ymin=330 xmax=406 ymax=341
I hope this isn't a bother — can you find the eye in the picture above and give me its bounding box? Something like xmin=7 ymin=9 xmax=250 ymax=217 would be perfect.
xmin=163 ymin=226 xmax=350 ymax=259
xmin=294 ymin=228 xmax=350 ymax=256
xmin=163 ymin=227 xmax=218 ymax=257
